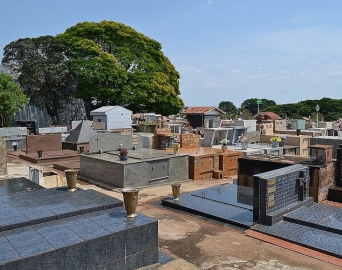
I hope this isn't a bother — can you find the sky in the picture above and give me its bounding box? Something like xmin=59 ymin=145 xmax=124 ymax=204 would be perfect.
xmin=1 ymin=0 xmax=342 ymax=109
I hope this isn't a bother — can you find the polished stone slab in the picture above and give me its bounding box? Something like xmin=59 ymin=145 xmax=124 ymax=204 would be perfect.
xmin=0 ymin=178 xmax=159 ymax=269
xmin=0 ymin=187 xmax=123 ymax=232
xmin=0 ymin=177 xmax=45 ymax=195
xmin=252 ymin=202 xmax=342 ymax=258
xmin=162 ymin=184 xmax=255 ymax=228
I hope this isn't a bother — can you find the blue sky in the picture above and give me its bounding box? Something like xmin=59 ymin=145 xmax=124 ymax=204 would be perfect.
xmin=1 ymin=0 xmax=342 ymax=109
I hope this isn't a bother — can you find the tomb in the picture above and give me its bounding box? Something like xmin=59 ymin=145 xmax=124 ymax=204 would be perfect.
xmin=238 ymin=154 xmax=334 ymax=203
xmin=18 ymin=130 xmax=79 ymax=164
xmin=310 ymin=136 xmax=342 ymax=159
xmin=89 ymin=132 xmax=143 ymax=153
xmin=0 ymin=178 xmax=159 ymax=269
xmin=174 ymin=147 xmax=241 ymax=180
xmin=63 ymin=120 xmax=97 ymax=152
xmin=0 ymin=127 xmax=27 ymax=150
xmin=29 ymin=165 xmax=66 ymax=188
xmin=79 ymin=148 xmax=188 ymax=188
xmin=90 ymin=106 xmax=132 ymax=131
xmin=162 ymin=164 xmax=342 ymax=259
xmin=203 ymin=128 xmax=231 ymax=147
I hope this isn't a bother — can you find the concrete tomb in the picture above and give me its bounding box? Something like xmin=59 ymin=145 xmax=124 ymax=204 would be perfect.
xmin=79 ymin=148 xmax=188 ymax=188
xmin=0 ymin=178 xmax=158 ymax=269
xmin=0 ymin=127 xmax=27 ymax=150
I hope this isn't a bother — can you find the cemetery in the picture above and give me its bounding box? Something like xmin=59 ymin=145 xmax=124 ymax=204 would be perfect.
xmin=2 ymin=105 xmax=342 ymax=268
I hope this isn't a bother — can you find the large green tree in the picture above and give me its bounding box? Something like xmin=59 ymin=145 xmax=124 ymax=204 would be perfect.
xmin=218 ymin=101 xmax=237 ymax=115
xmin=2 ymin=36 xmax=75 ymax=124
xmin=57 ymin=20 xmax=184 ymax=115
xmin=240 ymin=98 xmax=277 ymax=115
xmin=0 ymin=73 xmax=27 ymax=127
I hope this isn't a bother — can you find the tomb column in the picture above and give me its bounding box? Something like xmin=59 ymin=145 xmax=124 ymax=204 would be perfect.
xmin=0 ymin=136 xmax=7 ymax=175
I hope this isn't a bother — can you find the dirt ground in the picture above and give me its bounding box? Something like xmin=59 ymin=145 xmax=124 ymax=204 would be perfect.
xmin=2 ymin=154 xmax=342 ymax=270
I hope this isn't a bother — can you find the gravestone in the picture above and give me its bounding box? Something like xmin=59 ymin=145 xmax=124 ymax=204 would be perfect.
xmin=38 ymin=126 xmax=68 ymax=134
xmin=0 ymin=137 xmax=7 ymax=175
xmin=253 ymin=164 xmax=313 ymax=225
xmin=89 ymin=133 xmax=143 ymax=153
xmin=26 ymin=134 xmax=62 ymax=153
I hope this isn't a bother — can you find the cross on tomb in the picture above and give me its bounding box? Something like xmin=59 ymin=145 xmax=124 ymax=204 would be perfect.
xmin=95 ymin=136 xmax=100 ymax=148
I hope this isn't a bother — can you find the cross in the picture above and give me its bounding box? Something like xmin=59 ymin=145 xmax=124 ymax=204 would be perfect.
xmin=95 ymin=136 xmax=100 ymax=148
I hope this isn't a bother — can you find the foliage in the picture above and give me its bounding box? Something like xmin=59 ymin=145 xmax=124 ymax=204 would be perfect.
xmin=119 ymin=148 xmax=128 ymax=156
xmin=0 ymin=73 xmax=27 ymax=127
xmin=56 ymin=20 xmax=184 ymax=115
xmin=1 ymin=36 xmax=74 ymax=124
xmin=219 ymin=139 xmax=230 ymax=146
xmin=263 ymin=98 xmax=342 ymax=121
xmin=240 ymin=98 xmax=276 ymax=115
xmin=218 ymin=101 xmax=237 ymax=115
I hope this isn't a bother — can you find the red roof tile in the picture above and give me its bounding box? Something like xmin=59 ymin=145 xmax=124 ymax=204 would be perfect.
xmin=255 ymin=112 xmax=282 ymax=120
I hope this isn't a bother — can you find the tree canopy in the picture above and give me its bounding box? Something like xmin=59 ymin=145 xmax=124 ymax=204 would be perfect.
xmin=56 ymin=20 xmax=184 ymax=115
xmin=240 ymin=98 xmax=277 ymax=115
xmin=218 ymin=101 xmax=237 ymax=115
xmin=1 ymin=36 xmax=75 ymax=124
xmin=0 ymin=73 xmax=27 ymax=127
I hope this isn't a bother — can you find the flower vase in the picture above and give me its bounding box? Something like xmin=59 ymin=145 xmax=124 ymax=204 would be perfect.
xmin=119 ymin=155 xmax=128 ymax=161
xmin=121 ymin=188 xmax=139 ymax=218
xmin=241 ymin=142 xmax=248 ymax=150
xmin=221 ymin=145 xmax=227 ymax=152
xmin=279 ymin=141 xmax=285 ymax=147
xmin=173 ymin=142 xmax=179 ymax=154
xmin=271 ymin=142 xmax=279 ymax=148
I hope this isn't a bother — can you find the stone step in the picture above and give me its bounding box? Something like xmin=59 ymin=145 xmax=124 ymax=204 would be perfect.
xmin=252 ymin=220 xmax=342 ymax=259
xmin=283 ymin=203 xmax=342 ymax=234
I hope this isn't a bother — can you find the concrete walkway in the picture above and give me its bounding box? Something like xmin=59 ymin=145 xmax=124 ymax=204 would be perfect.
xmin=2 ymin=153 xmax=342 ymax=270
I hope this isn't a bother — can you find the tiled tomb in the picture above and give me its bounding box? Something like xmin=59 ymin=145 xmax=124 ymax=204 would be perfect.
xmin=0 ymin=178 xmax=158 ymax=269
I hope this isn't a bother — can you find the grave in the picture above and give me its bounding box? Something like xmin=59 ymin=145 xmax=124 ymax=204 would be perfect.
xmin=238 ymin=154 xmax=334 ymax=203
xmin=310 ymin=136 xmax=342 ymax=159
xmin=79 ymin=148 xmax=188 ymax=188
xmin=0 ymin=127 xmax=27 ymax=150
xmin=162 ymin=164 xmax=342 ymax=259
xmin=89 ymin=133 xmax=143 ymax=153
xmin=19 ymin=134 xmax=79 ymax=164
xmin=29 ymin=165 xmax=66 ymax=188
xmin=328 ymin=144 xmax=342 ymax=203
xmin=203 ymin=128 xmax=232 ymax=147
xmin=63 ymin=120 xmax=97 ymax=152
xmin=0 ymin=178 xmax=159 ymax=269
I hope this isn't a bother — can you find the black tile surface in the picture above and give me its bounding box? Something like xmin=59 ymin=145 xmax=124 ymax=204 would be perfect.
xmin=0 ymin=177 xmax=45 ymax=195
xmin=0 ymin=178 xmax=158 ymax=269
xmin=162 ymin=184 xmax=255 ymax=228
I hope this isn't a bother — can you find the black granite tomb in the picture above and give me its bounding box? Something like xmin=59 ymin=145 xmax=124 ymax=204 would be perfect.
xmin=0 ymin=178 xmax=159 ymax=269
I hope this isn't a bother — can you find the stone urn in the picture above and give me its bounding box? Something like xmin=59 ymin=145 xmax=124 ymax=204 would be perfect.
xmin=37 ymin=150 xmax=43 ymax=158
xmin=64 ymin=169 xmax=78 ymax=192
xmin=171 ymin=183 xmax=181 ymax=200
xmin=296 ymin=129 xmax=301 ymax=136
xmin=121 ymin=188 xmax=139 ymax=218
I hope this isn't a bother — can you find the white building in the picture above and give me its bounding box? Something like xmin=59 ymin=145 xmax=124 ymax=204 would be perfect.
xmin=90 ymin=106 xmax=132 ymax=130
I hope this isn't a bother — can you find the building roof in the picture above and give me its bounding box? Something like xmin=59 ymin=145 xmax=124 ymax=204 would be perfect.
xmin=182 ymin=106 xmax=225 ymax=115
xmin=254 ymin=112 xmax=282 ymax=120
xmin=90 ymin=106 xmax=132 ymax=115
